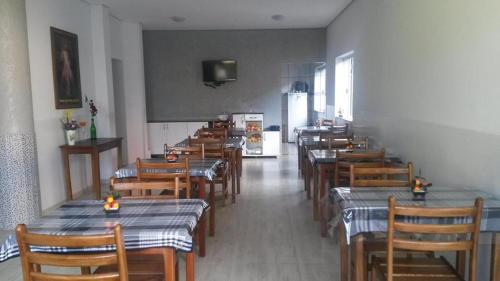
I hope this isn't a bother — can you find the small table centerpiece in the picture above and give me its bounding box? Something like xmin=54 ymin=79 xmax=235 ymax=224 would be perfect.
xmin=411 ymin=177 xmax=432 ymax=200
xmin=103 ymin=192 xmax=121 ymax=213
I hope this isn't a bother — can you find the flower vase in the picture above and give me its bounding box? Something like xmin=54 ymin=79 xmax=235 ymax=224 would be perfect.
xmin=65 ymin=129 xmax=77 ymax=145
xmin=90 ymin=118 xmax=97 ymax=139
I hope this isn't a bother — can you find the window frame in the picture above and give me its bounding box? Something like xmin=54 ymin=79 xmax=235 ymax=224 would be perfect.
xmin=313 ymin=64 xmax=327 ymax=113
xmin=334 ymin=51 xmax=354 ymax=121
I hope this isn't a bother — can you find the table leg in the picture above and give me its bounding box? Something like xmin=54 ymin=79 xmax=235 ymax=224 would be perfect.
xmin=238 ymin=148 xmax=242 ymax=178
xmin=491 ymin=232 xmax=500 ymax=281
xmin=91 ymin=150 xmax=101 ymax=200
xmin=318 ymin=165 xmax=326 ymax=223
xmin=197 ymin=178 xmax=206 ymax=257
xmin=62 ymin=149 xmax=73 ymax=200
xmin=297 ymin=142 xmax=301 ymax=172
xmin=339 ymin=222 xmax=349 ymax=281
xmin=186 ymin=252 xmax=194 ymax=281
xmin=209 ymin=182 xmax=215 ymax=236
xmin=305 ymin=159 xmax=311 ymax=200
xmin=198 ymin=213 xmax=206 ymax=257
xmin=313 ymin=164 xmax=319 ymax=220
xmin=353 ymin=234 xmax=367 ymax=281
xmin=236 ymin=148 xmax=241 ymax=194
xmin=231 ymin=149 xmax=238 ymax=196
xmin=456 ymin=251 xmax=466 ymax=278
xmin=162 ymin=248 xmax=176 ymax=281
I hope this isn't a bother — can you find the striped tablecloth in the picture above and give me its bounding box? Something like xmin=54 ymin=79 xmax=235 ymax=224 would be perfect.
xmin=0 ymin=199 xmax=208 ymax=262
xmin=308 ymin=149 xmax=401 ymax=165
xmin=175 ymin=138 xmax=244 ymax=149
xmin=330 ymin=186 xmax=500 ymax=243
xmin=115 ymin=158 xmax=222 ymax=181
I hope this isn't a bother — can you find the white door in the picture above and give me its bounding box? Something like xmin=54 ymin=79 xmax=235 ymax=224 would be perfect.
xmin=288 ymin=93 xmax=308 ymax=142
xmin=165 ymin=122 xmax=188 ymax=147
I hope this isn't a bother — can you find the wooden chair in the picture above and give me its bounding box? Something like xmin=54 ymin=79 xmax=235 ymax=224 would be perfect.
xmin=197 ymin=128 xmax=227 ymax=139
xmin=188 ymin=137 xmax=230 ymax=203
xmin=16 ymin=224 xmax=128 ymax=281
xmin=320 ymin=150 xmax=387 ymax=236
xmin=349 ymin=163 xmax=413 ymax=278
xmin=213 ymin=120 xmax=235 ymax=129
xmin=137 ymin=157 xmax=190 ymax=198
xmin=334 ymin=149 xmax=385 ymax=187
xmin=165 ymin=144 xmax=205 ymax=159
xmin=350 ymin=162 xmax=413 ymax=188
xmin=110 ymin=158 xmax=190 ymax=199
xmin=371 ymin=196 xmax=483 ymax=281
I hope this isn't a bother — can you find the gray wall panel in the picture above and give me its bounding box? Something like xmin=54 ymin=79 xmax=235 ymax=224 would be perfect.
xmin=143 ymin=29 xmax=326 ymax=127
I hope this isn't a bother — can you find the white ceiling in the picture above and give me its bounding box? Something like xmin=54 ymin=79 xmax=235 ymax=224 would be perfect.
xmin=85 ymin=0 xmax=352 ymax=30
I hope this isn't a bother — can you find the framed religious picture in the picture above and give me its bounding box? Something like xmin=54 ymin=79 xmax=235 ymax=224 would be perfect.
xmin=50 ymin=27 xmax=82 ymax=109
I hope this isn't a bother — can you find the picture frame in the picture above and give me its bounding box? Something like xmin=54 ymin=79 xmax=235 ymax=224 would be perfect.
xmin=50 ymin=27 xmax=82 ymax=109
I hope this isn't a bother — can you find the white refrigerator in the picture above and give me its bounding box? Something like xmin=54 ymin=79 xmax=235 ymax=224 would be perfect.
xmin=287 ymin=92 xmax=308 ymax=142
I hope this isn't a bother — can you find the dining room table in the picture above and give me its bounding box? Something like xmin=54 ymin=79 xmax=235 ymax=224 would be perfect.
xmin=330 ymin=186 xmax=500 ymax=281
xmin=0 ymin=198 xmax=208 ymax=281
xmin=306 ymin=149 xmax=401 ymax=223
xmin=115 ymin=158 xmax=222 ymax=238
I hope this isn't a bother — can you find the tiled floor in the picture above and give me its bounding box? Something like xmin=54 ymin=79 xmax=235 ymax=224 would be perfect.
xmin=0 ymin=144 xmax=339 ymax=281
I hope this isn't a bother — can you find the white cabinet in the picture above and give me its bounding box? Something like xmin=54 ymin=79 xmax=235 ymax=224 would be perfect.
xmin=147 ymin=123 xmax=167 ymax=155
xmin=263 ymin=131 xmax=281 ymax=156
xmin=148 ymin=122 xmax=209 ymax=156
xmin=165 ymin=123 xmax=188 ymax=146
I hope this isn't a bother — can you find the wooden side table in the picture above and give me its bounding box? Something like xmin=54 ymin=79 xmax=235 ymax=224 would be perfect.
xmin=60 ymin=138 xmax=123 ymax=200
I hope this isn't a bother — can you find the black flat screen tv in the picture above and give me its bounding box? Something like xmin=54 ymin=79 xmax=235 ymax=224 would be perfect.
xmin=202 ymin=60 xmax=237 ymax=82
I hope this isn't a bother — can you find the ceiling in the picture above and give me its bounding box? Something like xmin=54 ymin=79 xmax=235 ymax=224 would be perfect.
xmin=85 ymin=0 xmax=352 ymax=30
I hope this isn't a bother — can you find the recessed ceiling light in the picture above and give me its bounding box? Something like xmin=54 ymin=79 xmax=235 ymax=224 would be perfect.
xmin=171 ymin=16 xmax=186 ymax=23
xmin=271 ymin=14 xmax=285 ymax=21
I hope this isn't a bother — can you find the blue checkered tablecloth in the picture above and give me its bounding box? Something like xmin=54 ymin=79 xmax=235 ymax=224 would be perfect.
xmin=0 ymin=199 xmax=208 ymax=262
xmin=175 ymin=138 xmax=244 ymax=149
xmin=308 ymin=149 xmax=401 ymax=165
xmin=115 ymin=158 xmax=222 ymax=181
xmin=330 ymin=186 xmax=500 ymax=244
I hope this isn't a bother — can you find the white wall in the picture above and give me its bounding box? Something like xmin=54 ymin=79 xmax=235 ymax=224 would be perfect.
xmin=121 ymin=22 xmax=148 ymax=161
xmin=326 ymin=0 xmax=500 ymax=196
xmin=25 ymin=0 xmax=146 ymax=210
xmin=26 ymin=0 xmax=95 ymax=209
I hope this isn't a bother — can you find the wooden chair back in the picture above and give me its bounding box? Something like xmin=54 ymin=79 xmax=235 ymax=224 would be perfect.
xmin=133 ymin=157 xmax=190 ymax=198
xmin=188 ymin=136 xmax=224 ymax=154
xmin=331 ymin=124 xmax=349 ymax=135
xmin=334 ymin=149 xmax=386 ymax=186
xmin=321 ymin=119 xmax=334 ymax=126
xmin=203 ymin=143 xmax=225 ymax=160
xmin=16 ymin=224 xmax=128 ymax=281
xmin=386 ymin=196 xmax=484 ymax=281
xmin=213 ymin=120 xmax=235 ymax=129
xmin=165 ymin=144 xmax=205 ymax=159
xmin=197 ymin=128 xmax=227 ymax=139
xmin=110 ymin=176 xmax=182 ymax=199
xmin=350 ymin=162 xmax=413 ymax=187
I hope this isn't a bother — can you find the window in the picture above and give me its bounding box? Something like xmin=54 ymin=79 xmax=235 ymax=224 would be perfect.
xmin=335 ymin=52 xmax=354 ymax=121
xmin=314 ymin=65 xmax=326 ymax=113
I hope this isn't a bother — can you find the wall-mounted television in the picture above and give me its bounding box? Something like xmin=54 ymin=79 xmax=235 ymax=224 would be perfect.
xmin=202 ymin=60 xmax=237 ymax=83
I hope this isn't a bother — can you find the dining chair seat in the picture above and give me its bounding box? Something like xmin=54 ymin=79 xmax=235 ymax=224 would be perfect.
xmin=371 ymin=256 xmax=463 ymax=281
xmin=96 ymin=254 xmax=167 ymax=281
